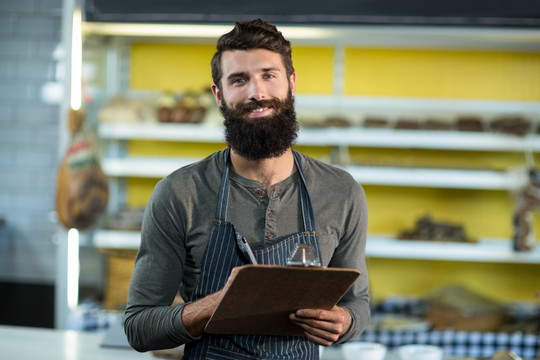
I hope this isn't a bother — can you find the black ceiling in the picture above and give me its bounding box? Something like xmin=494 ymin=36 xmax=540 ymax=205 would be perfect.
xmin=84 ymin=0 xmax=540 ymax=28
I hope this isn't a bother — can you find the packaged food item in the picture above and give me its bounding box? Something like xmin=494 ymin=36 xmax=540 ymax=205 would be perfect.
xmin=397 ymin=214 xmax=471 ymax=242
xmin=513 ymin=168 xmax=540 ymax=251
xmin=425 ymin=285 xmax=509 ymax=331
xmin=490 ymin=116 xmax=531 ymax=137
xmin=456 ymin=116 xmax=485 ymax=132
xmin=55 ymin=109 xmax=108 ymax=230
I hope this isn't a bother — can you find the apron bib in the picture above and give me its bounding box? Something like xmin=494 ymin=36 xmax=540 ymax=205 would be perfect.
xmin=183 ymin=148 xmax=322 ymax=360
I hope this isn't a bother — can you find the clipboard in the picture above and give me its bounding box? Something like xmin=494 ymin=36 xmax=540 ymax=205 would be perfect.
xmin=205 ymin=265 xmax=360 ymax=336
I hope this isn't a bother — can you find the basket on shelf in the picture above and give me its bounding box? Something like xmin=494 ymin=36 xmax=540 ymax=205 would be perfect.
xmin=100 ymin=248 xmax=137 ymax=311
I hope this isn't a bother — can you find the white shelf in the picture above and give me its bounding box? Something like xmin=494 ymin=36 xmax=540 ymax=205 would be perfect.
xmin=93 ymin=230 xmax=142 ymax=249
xmin=102 ymin=156 xmax=202 ymax=178
xmin=82 ymin=22 xmax=540 ymax=51
xmin=295 ymin=95 xmax=540 ymax=116
xmin=99 ymin=122 xmax=224 ymax=142
xmin=93 ymin=230 xmax=540 ymax=264
xmin=345 ymin=166 xmax=526 ymax=190
xmin=99 ymin=122 xmax=540 ymax=152
xmin=101 ymin=156 xmax=526 ymax=190
xmin=366 ymin=236 xmax=540 ymax=264
xmin=298 ymin=128 xmax=540 ymax=152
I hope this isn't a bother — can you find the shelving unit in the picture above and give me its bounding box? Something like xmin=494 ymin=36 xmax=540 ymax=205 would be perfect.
xmin=96 ymin=120 xmax=539 ymax=263
xmin=99 ymin=121 xmax=534 ymax=190
xmin=82 ymin=20 xmax=540 ymax=296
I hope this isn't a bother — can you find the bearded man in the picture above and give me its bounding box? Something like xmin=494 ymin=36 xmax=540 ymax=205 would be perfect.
xmin=124 ymin=18 xmax=370 ymax=360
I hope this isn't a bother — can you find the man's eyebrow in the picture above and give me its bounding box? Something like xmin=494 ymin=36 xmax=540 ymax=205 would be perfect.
xmin=262 ymin=66 xmax=281 ymax=72
xmin=226 ymin=67 xmax=283 ymax=82
xmin=226 ymin=72 xmax=247 ymax=81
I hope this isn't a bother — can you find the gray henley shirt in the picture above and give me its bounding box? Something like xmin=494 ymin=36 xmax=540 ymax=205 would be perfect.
xmin=124 ymin=149 xmax=370 ymax=351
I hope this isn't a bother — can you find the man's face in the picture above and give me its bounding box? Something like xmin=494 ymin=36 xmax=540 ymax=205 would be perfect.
xmin=212 ymin=49 xmax=299 ymax=160
xmin=212 ymin=48 xmax=296 ymax=112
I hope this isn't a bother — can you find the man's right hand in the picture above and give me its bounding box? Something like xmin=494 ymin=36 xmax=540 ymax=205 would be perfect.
xmin=181 ymin=266 xmax=242 ymax=337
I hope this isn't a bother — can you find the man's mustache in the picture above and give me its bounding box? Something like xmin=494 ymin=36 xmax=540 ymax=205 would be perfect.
xmin=231 ymin=98 xmax=283 ymax=114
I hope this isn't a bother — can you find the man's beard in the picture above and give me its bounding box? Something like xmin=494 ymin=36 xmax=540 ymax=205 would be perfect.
xmin=221 ymin=91 xmax=298 ymax=161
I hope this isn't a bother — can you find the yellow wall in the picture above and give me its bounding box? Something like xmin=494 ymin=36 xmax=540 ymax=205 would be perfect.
xmin=368 ymin=259 xmax=540 ymax=303
xmin=131 ymin=43 xmax=215 ymax=92
xmin=127 ymin=42 xmax=540 ymax=303
xmin=130 ymin=43 xmax=335 ymax=94
xmin=344 ymin=48 xmax=540 ymax=100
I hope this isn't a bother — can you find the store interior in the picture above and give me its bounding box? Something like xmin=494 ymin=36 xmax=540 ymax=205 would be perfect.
xmin=1 ymin=0 xmax=539 ymax=359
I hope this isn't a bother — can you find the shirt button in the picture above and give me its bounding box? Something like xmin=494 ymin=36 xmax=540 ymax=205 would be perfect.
xmin=258 ymin=189 xmax=265 ymax=196
xmin=266 ymin=233 xmax=273 ymax=239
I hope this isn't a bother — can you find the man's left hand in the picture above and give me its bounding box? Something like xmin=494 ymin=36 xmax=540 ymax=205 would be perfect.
xmin=289 ymin=305 xmax=351 ymax=346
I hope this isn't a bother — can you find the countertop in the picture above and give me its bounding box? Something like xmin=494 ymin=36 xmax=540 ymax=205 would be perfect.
xmin=0 ymin=325 xmax=525 ymax=360
xmin=0 ymin=325 xmax=405 ymax=360
xmin=0 ymin=325 xmax=152 ymax=360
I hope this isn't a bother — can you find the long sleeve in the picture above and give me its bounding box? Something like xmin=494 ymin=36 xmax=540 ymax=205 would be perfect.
xmin=124 ymin=178 xmax=198 ymax=351
xmin=332 ymin=180 xmax=370 ymax=343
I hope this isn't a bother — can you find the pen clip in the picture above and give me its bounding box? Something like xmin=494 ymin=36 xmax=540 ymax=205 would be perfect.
xmin=240 ymin=236 xmax=258 ymax=265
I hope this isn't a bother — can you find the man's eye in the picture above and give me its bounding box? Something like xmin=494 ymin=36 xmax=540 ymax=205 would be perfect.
xmin=262 ymin=74 xmax=275 ymax=79
xmin=232 ymin=78 xmax=246 ymax=84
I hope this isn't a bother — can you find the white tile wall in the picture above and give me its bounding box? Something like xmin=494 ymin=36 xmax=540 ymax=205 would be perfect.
xmin=0 ymin=0 xmax=63 ymax=284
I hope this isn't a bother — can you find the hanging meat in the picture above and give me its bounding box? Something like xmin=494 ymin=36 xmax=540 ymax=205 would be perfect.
xmin=55 ymin=109 xmax=109 ymax=230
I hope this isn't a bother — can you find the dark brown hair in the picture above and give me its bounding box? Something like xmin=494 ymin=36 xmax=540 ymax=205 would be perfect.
xmin=211 ymin=18 xmax=294 ymax=89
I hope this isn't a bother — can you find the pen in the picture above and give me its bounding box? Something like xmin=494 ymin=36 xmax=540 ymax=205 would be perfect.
xmin=242 ymin=236 xmax=258 ymax=265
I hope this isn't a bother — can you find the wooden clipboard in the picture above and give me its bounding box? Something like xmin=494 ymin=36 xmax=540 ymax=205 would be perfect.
xmin=205 ymin=265 xmax=360 ymax=336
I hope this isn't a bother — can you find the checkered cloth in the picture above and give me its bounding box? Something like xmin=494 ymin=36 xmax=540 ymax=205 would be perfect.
xmin=358 ymin=297 xmax=540 ymax=359
xmin=68 ymin=301 xmax=121 ymax=332
xmin=356 ymin=328 xmax=540 ymax=359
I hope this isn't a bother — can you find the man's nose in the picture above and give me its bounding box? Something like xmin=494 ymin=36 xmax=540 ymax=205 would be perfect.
xmin=247 ymin=78 xmax=266 ymax=101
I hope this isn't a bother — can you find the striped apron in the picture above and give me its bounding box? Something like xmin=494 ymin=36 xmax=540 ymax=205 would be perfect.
xmin=183 ymin=148 xmax=322 ymax=360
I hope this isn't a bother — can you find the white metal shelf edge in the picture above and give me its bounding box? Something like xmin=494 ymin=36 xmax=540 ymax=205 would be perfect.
xmin=93 ymin=230 xmax=141 ymax=249
xmin=298 ymin=128 xmax=539 ymax=151
xmin=295 ymin=95 xmax=540 ymax=114
xmin=82 ymin=22 xmax=540 ymax=50
xmin=366 ymin=237 xmax=540 ymax=264
xmin=99 ymin=122 xmax=224 ymax=142
xmin=102 ymin=157 xmax=525 ymax=190
xmin=345 ymin=166 xmax=524 ymax=190
xmin=99 ymin=122 xmax=540 ymax=152
xmin=92 ymin=230 xmax=540 ymax=264
xmin=102 ymin=157 xmax=202 ymax=178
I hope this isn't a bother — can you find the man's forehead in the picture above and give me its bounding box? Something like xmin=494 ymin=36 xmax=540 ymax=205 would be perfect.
xmin=221 ymin=49 xmax=284 ymax=73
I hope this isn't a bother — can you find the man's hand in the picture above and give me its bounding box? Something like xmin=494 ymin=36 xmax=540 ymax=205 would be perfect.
xmin=289 ymin=305 xmax=351 ymax=346
xmin=182 ymin=267 xmax=242 ymax=337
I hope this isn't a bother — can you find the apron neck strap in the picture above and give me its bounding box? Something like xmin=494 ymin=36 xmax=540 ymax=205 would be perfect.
xmin=215 ymin=147 xmax=232 ymax=221
xmin=292 ymin=150 xmax=316 ymax=232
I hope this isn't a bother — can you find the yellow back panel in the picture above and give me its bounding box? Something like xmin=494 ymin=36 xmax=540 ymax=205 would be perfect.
xmin=344 ymin=48 xmax=540 ymax=100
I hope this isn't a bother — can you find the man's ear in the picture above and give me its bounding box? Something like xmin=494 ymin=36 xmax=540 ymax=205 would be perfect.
xmin=289 ymin=72 xmax=297 ymax=96
xmin=211 ymin=83 xmax=222 ymax=106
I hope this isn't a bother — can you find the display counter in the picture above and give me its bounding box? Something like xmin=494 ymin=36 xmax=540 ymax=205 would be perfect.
xmin=0 ymin=325 xmax=536 ymax=360
xmin=0 ymin=325 xmax=152 ymax=360
xmin=0 ymin=325 xmax=422 ymax=360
